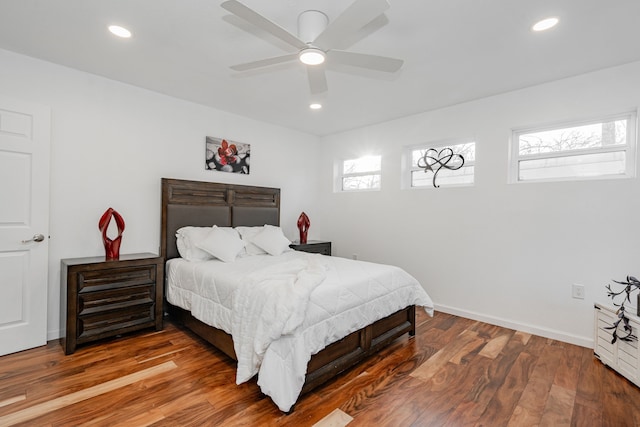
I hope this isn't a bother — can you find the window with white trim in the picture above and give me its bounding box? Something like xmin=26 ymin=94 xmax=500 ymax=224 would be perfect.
xmin=510 ymin=112 xmax=637 ymax=183
xmin=336 ymin=155 xmax=381 ymax=191
xmin=403 ymin=140 xmax=476 ymax=188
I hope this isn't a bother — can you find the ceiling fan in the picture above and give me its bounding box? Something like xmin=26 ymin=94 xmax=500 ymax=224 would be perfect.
xmin=221 ymin=0 xmax=404 ymax=96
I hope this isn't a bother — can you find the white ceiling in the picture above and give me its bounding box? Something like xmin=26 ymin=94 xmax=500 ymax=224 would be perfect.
xmin=1 ymin=0 xmax=639 ymax=136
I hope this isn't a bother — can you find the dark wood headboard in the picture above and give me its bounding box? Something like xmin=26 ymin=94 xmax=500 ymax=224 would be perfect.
xmin=160 ymin=178 xmax=280 ymax=260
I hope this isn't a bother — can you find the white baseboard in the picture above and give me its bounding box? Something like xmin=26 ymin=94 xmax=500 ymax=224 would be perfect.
xmin=47 ymin=328 xmax=62 ymax=342
xmin=434 ymin=303 xmax=593 ymax=349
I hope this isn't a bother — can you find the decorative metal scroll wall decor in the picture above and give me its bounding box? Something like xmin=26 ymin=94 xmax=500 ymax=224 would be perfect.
xmin=417 ymin=147 xmax=465 ymax=188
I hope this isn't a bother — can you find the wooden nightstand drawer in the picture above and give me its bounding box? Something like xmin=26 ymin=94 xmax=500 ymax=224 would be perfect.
xmin=62 ymin=253 xmax=164 ymax=354
xmin=77 ymin=302 xmax=156 ymax=344
xmin=79 ymin=283 xmax=155 ymax=315
xmin=289 ymin=240 xmax=331 ymax=255
xmin=77 ymin=264 xmax=158 ymax=292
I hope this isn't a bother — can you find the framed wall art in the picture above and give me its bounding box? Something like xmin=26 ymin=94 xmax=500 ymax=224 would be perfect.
xmin=205 ymin=136 xmax=250 ymax=174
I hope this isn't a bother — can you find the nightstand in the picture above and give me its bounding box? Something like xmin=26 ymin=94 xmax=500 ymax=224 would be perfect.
xmin=594 ymin=303 xmax=640 ymax=387
xmin=289 ymin=240 xmax=331 ymax=256
xmin=62 ymin=253 xmax=164 ymax=354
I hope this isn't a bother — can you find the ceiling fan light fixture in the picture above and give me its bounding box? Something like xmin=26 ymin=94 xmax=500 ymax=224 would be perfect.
xmin=299 ymin=48 xmax=325 ymax=66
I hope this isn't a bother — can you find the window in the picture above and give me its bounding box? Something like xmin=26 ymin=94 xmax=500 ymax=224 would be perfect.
xmin=403 ymin=140 xmax=476 ymax=188
xmin=510 ymin=112 xmax=637 ymax=183
xmin=337 ymin=155 xmax=381 ymax=191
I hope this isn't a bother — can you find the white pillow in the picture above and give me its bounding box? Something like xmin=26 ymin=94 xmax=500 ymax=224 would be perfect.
xmin=251 ymin=225 xmax=291 ymax=256
xmin=235 ymin=226 xmax=267 ymax=256
xmin=176 ymin=226 xmax=215 ymax=261
xmin=196 ymin=226 xmax=246 ymax=263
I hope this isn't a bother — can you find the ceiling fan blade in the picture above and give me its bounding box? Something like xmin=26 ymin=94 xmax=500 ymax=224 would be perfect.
xmin=307 ymin=66 xmax=328 ymax=94
xmin=221 ymin=0 xmax=307 ymax=50
xmin=312 ymin=0 xmax=390 ymax=51
xmin=230 ymin=53 xmax=299 ymax=71
xmin=327 ymin=50 xmax=403 ymax=73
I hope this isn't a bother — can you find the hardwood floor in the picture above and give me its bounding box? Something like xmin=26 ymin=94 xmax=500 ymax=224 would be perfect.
xmin=1 ymin=310 xmax=639 ymax=426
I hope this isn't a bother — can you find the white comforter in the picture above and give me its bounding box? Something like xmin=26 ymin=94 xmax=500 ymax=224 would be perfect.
xmin=166 ymin=251 xmax=434 ymax=412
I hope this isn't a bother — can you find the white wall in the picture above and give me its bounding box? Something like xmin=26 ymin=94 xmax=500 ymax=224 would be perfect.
xmin=319 ymin=61 xmax=640 ymax=347
xmin=0 ymin=49 xmax=321 ymax=340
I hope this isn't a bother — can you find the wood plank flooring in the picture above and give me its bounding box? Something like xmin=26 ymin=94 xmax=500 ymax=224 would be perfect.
xmin=1 ymin=310 xmax=639 ymax=426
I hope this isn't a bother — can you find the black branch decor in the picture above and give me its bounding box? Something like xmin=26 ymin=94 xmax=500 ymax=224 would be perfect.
xmin=605 ymin=275 xmax=640 ymax=344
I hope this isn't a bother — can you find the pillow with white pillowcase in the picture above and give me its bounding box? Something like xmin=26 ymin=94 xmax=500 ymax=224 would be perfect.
xmin=175 ymin=226 xmax=215 ymax=261
xmin=251 ymin=224 xmax=292 ymax=256
xmin=235 ymin=226 xmax=268 ymax=256
xmin=196 ymin=225 xmax=246 ymax=263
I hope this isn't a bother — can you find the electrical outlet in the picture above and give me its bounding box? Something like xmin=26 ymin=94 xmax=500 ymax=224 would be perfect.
xmin=572 ymin=284 xmax=585 ymax=299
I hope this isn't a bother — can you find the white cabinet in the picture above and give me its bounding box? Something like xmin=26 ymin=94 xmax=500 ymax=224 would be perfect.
xmin=594 ymin=303 xmax=640 ymax=387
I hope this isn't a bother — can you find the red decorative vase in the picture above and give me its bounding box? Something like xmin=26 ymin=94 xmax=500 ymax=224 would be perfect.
xmin=98 ymin=207 xmax=125 ymax=260
xmin=297 ymin=212 xmax=310 ymax=244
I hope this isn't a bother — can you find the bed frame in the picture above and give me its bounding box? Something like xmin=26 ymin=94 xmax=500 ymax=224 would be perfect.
xmin=160 ymin=178 xmax=416 ymax=402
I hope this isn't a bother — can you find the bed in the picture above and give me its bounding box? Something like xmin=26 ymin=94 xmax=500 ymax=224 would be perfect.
xmin=160 ymin=178 xmax=433 ymax=411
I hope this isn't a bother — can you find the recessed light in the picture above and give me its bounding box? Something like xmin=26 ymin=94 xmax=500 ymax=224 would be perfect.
xmin=309 ymin=103 xmax=322 ymax=110
xmin=108 ymin=25 xmax=132 ymax=38
xmin=532 ymin=17 xmax=559 ymax=32
xmin=299 ymin=48 xmax=325 ymax=66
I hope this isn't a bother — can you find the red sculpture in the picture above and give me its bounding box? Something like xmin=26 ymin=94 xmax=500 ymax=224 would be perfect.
xmin=297 ymin=212 xmax=310 ymax=244
xmin=98 ymin=207 xmax=125 ymax=260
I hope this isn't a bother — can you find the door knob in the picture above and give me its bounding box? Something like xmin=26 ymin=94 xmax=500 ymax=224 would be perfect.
xmin=22 ymin=234 xmax=45 ymax=243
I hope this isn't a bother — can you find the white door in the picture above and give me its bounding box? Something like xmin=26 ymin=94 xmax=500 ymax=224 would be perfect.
xmin=0 ymin=96 xmax=51 ymax=356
